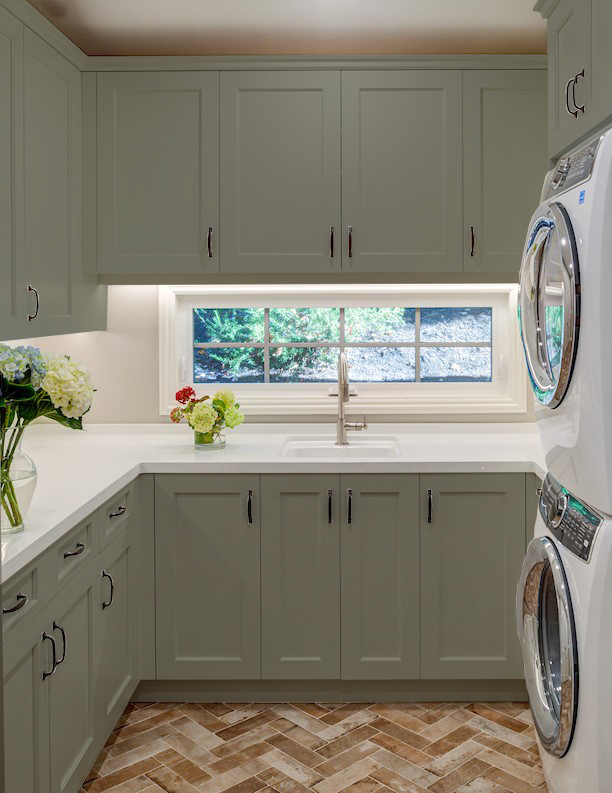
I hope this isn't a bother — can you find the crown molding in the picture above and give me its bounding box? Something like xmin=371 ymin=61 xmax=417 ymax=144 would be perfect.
xmin=533 ymin=0 xmax=562 ymax=19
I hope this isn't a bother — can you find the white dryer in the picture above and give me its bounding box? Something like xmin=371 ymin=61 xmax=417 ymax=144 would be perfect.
xmin=518 ymin=129 xmax=612 ymax=516
xmin=517 ymin=474 xmax=612 ymax=793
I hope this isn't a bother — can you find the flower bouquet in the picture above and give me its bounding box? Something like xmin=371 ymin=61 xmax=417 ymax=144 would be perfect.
xmin=170 ymin=387 xmax=244 ymax=449
xmin=0 ymin=343 xmax=94 ymax=534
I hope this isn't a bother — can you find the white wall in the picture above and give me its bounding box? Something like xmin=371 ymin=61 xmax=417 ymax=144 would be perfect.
xmin=12 ymin=286 xmax=536 ymax=424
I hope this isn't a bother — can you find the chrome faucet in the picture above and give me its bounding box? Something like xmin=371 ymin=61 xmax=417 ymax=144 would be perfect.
xmin=336 ymin=352 xmax=367 ymax=445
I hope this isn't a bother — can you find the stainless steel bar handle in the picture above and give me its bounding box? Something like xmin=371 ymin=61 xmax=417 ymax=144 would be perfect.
xmin=470 ymin=226 xmax=475 ymax=257
xmin=52 ymin=621 xmax=67 ymax=665
xmin=348 ymin=226 xmax=353 ymax=258
xmin=207 ymin=226 xmax=213 ymax=258
xmin=566 ymin=77 xmax=578 ymax=118
xmin=3 ymin=592 xmax=28 ymax=614
xmin=102 ymin=570 xmax=114 ymax=609
xmin=427 ymin=489 xmax=433 ymax=524
xmin=27 ymin=284 xmax=39 ymax=321
xmin=109 ymin=505 xmax=127 ymax=519
xmin=330 ymin=226 xmax=334 ymax=258
xmin=328 ymin=490 xmax=333 ymax=524
xmin=42 ymin=632 xmax=57 ymax=680
xmin=63 ymin=542 xmax=85 ymax=559
xmin=247 ymin=490 xmax=253 ymax=524
xmin=572 ymin=69 xmax=585 ymax=113
xmin=347 ymin=489 xmax=353 ymax=524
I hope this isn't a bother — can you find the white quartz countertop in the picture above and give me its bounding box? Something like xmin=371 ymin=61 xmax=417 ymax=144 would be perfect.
xmin=2 ymin=423 xmax=545 ymax=581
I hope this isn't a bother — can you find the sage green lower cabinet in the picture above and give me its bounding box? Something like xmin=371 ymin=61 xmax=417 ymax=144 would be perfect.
xmin=47 ymin=564 xmax=98 ymax=793
xmin=155 ymin=475 xmax=261 ymax=679
xmin=261 ymin=475 xmax=340 ymax=679
xmin=341 ymin=474 xmax=420 ymax=680
xmin=3 ymin=609 xmax=50 ymax=793
xmin=420 ymin=474 xmax=526 ymax=679
xmin=95 ymin=524 xmax=139 ymax=737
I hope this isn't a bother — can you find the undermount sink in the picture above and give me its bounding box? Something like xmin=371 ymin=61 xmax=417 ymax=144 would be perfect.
xmin=279 ymin=435 xmax=401 ymax=458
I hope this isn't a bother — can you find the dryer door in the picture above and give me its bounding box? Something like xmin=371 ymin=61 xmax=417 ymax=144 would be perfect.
xmin=517 ymin=535 xmax=578 ymax=757
xmin=518 ymin=202 xmax=580 ymax=408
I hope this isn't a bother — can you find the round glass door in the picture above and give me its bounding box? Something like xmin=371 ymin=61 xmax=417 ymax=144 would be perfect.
xmin=518 ymin=202 xmax=580 ymax=408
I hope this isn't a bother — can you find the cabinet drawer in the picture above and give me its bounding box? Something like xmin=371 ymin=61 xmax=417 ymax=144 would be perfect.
xmin=53 ymin=514 xmax=99 ymax=589
xmin=2 ymin=556 xmax=52 ymax=640
xmin=99 ymin=482 xmax=138 ymax=549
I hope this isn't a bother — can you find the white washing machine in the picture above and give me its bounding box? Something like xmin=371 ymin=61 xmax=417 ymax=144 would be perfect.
xmin=517 ymin=474 xmax=612 ymax=793
xmin=518 ymin=128 xmax=612 ymax=517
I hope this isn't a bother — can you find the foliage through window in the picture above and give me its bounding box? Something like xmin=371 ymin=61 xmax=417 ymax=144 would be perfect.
xmin=192 ymin=307 xmax=493 ymax=384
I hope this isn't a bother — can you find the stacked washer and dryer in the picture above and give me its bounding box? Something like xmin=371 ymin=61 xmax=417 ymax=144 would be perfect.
xmin=517 ymin=128 xmax=612 ymax=793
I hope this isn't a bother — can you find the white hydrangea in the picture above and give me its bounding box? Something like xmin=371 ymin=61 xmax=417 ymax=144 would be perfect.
xmin=213 ymin=388 xmax=236 ymax=407
xmin=42 ymin=355 xmax=94 ymax=419
xmin=188 ymin=402 xmax=218 ymax=434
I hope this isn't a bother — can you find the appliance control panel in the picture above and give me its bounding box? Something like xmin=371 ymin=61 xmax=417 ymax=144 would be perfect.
xmin=539 ymin=474 xmax=603 ymax=562
xmin=542 ymin=135 xmax=602 ymax=200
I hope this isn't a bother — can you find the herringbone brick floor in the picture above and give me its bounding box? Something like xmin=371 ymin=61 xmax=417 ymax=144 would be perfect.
xmin=80 ymin=701 xmax=548 ymax=793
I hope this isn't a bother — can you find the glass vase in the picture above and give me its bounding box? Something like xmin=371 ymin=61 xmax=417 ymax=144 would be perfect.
xmin=194 ymin=428 xmax=226 ymax=450
xmin=1 ymin=428 xmax=37 ymax=535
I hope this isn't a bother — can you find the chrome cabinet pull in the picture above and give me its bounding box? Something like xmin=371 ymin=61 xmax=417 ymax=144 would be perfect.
xmin=328 ymin=489 xmax=333 ymax=524
xmin=427 ymin=489 xmax=433 ymax=524
xmin=42 ymin=632 xmax=57 ymax=680
xmin=102 ymin=570 xmax=114 ymax=609
xmin=27 ymin=284 xmax=39 ymax=321
xmin=3 ymin=592 xmax=28 ymax=614
xmin=207 ymin=226 xmax=213 ymax=258
xmin=109 ymin=505 xmax=127 ymax=519
xmin=347 ymin=489 xmax=353 ymax=524
xmin=63 ymin=542 xmax=85 ymax=559
xmin=566 ymin=77 xmax=578 ymax=118
xmin=52 ymin=621 xmax=67 ymax=665
xmin=572 ymin=69 xmax=585 ymax=113
xmin=470 ymin=226 xmax=475 ymax=257
xmin=348 ymin=226 xmax=353 ymax=258
xmin=330 ymin=226 xmax=334 ymax=258
xmin=247 ymin=490 xmax=253 ymax=524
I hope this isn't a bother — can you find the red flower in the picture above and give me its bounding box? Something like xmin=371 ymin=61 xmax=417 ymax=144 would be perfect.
xmin=175 ymin=386 xmax=196 ymax=404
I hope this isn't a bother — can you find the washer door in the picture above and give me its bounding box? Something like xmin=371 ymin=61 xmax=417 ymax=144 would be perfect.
xmin=518 ymin=202 xmax=580 ymax=408
xmin=517 ymin=536 xmax=578 ymax=756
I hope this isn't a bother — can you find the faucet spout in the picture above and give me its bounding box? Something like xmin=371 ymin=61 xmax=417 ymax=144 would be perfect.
xmin=336 ymin=352 xmax=366 ymax=445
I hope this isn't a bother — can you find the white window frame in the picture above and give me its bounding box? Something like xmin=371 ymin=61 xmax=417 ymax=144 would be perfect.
xmin=159 ymin=284 xmax=526 ymax=417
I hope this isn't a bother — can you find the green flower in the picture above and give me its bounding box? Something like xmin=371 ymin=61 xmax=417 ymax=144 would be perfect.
xmin=213 ymin=387 xmax=236 ymax=407
xmin=188 ymin=402 xmax=218 ymax=434
xmin=225 ymin=405 xmax=244 ymax=429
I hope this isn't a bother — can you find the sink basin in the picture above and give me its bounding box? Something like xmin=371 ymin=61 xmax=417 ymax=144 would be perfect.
xmin=279 ymin=435 xmax=401 ymax=458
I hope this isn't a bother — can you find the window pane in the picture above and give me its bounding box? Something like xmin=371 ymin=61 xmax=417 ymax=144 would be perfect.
xmin=269 ymin=308 xmax=340 ymax=343
xmin=269 ymin=347 xmax=339 ymax=382
xmin=346 ymin=347 xmax=416 ymax=382
xmin=420 ymin=347 xmax=492 ymax=382
xmin=193 ymin=308 xmax=265 ymax=343
xmin=420 ymin=307 xmax=492 ymax=343
xmin=194 ymin=347 xmax=264 ymax=383
xmin=345 ymin=307 xmax=416 ymax=342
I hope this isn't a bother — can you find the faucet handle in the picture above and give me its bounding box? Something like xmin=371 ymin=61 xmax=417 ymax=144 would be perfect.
xmin=346 ymin=415 xmax=368 ymax=431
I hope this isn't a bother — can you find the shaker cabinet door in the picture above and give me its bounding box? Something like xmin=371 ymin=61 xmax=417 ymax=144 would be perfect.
xmin=261 ymin=474 xmax=340 ymax=679
xmin=220 ymin=71 xmax=341 ymax=275
xmin=463 ymin=70 xmax=547 ymax=275
xmin=340 ymin=474 xmax=420 ymax=680
xmin=155 ymin=474 xmax=261 ymax=679
xmin=584 ymin=0 xmax=612 ymax=134
xmin=97 ymin=72 xmax=220 ymax=275
xmin=420 ymin=473 xmax=526 ymax=679
xmin=341 ymin=71 xmax=462 ymax=274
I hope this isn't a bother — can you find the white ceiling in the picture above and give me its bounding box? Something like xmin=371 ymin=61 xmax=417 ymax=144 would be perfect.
xmin=27 ymin=0 xmax=546 ymax=57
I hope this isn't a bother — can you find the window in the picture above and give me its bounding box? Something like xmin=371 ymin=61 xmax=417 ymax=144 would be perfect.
xmin=160 ymin=285 xmax=526 ymax=416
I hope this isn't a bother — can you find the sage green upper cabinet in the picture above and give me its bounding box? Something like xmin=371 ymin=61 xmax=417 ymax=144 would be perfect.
xmin=220 ymin=71 xmax=341 ymax=275
xmin=97 ymin=72 xmax=220 ymax=275
xmin=583 ymin=0 xmax=612 ymax=136
xmin=155 ymin=474 xmax=261 ymax=679
xmin=341 ymin=71 xmax=462 ymax=274
xmin=463 ymin=71 xmax=547 ymax=275
xmin=420 ymin=474 xmax=525 ymax=679
xmin=0 ymin=7 xmax=23 ymax=341
xmin=341 ymin=474 xmax=420 ymax=680
xmin=261 ymin=475 xmax=340 ymax=679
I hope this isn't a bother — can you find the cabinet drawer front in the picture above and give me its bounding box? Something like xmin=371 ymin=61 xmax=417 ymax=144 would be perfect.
xmin=54 ymin=515 xmax=98 ymax=588
xmin=2 ymin=558 xmax=51 ymax=639
xmin=99 ymin=481 xmax=137 ymax=548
